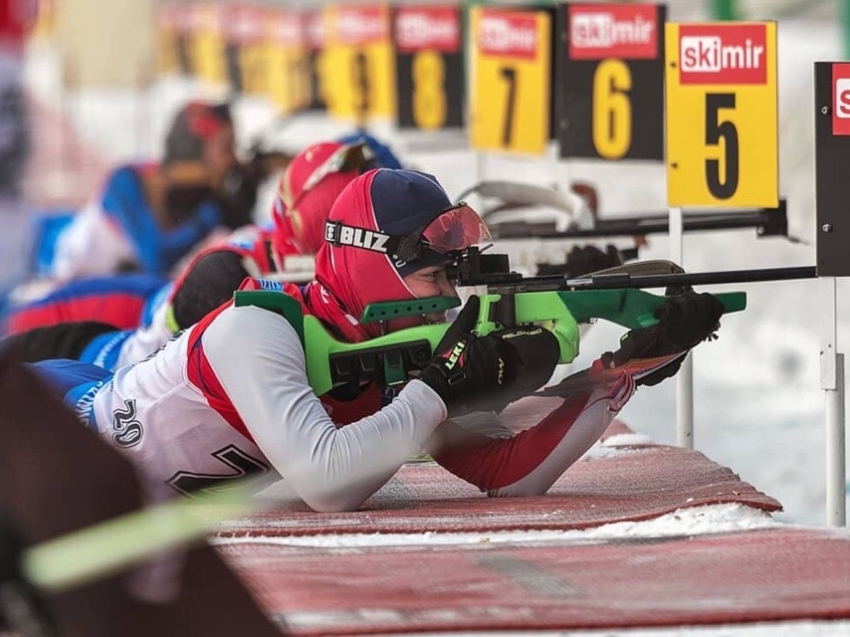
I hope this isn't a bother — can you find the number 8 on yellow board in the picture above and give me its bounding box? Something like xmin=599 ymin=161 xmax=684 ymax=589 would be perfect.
xmin=665 ymin=22 xmax=778 ymax=208
xmin=470 ymin=7 xmax=551 ymax=156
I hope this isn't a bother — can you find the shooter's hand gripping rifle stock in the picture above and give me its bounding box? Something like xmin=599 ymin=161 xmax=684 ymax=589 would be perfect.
xmin=233 ymin=288 xmax=745 ymax=397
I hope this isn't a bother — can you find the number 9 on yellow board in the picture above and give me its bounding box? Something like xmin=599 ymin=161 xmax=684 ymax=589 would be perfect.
xmin=470 ymin=7 xmax=551 ymax=156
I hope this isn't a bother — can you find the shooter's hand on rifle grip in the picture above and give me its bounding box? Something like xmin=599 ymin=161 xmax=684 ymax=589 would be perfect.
xmin=606 ymin=290 xmax=725 ymax=387
xmin=419 ymin=296 xmax=560 ymax=415
xmin=419 ymin=296 xmax=501 ymax=414
xmin=484 ymin=325 xmax=560 ymax=412
xmin=653 ymin=290 xmax=724 ymax=350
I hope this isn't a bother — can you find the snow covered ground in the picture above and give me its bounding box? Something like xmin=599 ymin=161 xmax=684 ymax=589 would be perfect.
xmin=21 ymin=2 xmax=848 ymax=529
xmin=383 ymin=620 xmax=850 ymax=637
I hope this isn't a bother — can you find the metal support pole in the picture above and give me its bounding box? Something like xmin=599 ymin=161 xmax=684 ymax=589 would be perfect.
xmin=677 ymin=354 xmax=694 ymax=449
xmin=826 ymin=354 xmax=846 ymax=527
xmin=475 ymin=152 xmax=488 ymax=189
xmin=490 ymin=199 xmax=789 ymax=240
xmin=669 ymin=207 xmax=694 ymax=448
xmin=562 ymin=265 xmax=816 ymax=289
xmin=821 ymin=277 xmax=845 ymax=526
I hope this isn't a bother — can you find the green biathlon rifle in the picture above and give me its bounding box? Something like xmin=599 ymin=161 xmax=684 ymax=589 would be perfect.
xmin=233 ymin=248 xmax=748 ymax=396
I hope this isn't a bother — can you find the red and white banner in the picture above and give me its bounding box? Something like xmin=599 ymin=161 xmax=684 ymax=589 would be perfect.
xmin=395 ymin=6 xmax=459 ymax=54
xmin=832 ymin=63 xmax=850 ymax=135
xmin=678 ymin=23 xmax=768 ymax=85
xmin=334 ymin=5 xmax=387 ymax=46
xmin=478 ymin=10 xmax=538 ymax=60
xmin=568 ymin=4 xmax=658 ymax=60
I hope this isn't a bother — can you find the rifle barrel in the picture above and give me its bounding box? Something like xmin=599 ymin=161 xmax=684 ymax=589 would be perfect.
xmin=491 ymin=202 xmax=787 ymax=240
xmin=563 ymin=265 xmax=817 ymax=290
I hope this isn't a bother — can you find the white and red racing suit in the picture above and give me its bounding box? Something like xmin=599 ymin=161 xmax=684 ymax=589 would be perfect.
xmin=69 ymin=286 xmax=634 ymax=510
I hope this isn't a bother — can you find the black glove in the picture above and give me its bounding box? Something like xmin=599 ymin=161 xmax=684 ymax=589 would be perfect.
xmin=565 ymin=244 xmax=623 ymax=278
xmin=653 ymin=290 xmax=724 ymax=350
xmin=537 ymin=245 xmax=622 ymax=278
xmin=604 ymin=290 xmax=724 ymax=387
xmin=419 ymin=296 xmax=496 ymax=408
xmin=419 ymin=296 xmax=560 ymax=415
xmin=482 ymin=324 xmax=560 ymax=413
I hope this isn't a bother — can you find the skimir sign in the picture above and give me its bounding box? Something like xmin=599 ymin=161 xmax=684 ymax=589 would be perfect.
xmin=665 ymin=22 xmax=778 ymax=207
xmin=557 ymin=3 xmax=665 ymax=161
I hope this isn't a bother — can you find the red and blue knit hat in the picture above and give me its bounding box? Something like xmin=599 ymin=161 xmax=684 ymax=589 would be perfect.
xmin=314 ymin=168 xmax=489 ymax=330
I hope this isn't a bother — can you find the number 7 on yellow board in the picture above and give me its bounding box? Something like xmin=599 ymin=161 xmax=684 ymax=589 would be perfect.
xmin=470 ymin=7 xmax=552 ymax=156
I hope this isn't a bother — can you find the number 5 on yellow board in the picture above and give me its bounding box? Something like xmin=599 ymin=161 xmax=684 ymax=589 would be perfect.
xmin=470 ymin=7 xmax=551 ymax=156
xmin=665 ymin=22 xmax=778 ymax=208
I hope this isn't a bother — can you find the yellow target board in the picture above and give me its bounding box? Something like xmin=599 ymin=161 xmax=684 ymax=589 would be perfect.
xmin=156 ymin=3 xmax=182 ymax=75
xmin=324 ymin=5 xmax=396 ymax=123
xmin=665 ymin=22 xmax=778 ymax=207
xmin=266 ymin=10 xmax=310 ymax=114
xmin=192 ymin=3 xmax=228 ymax=86
xmin=470 ymin=7 xmax=552 ymax=155
xmin=393 ymin=5 xmax=464 ymax=131
xmin=470 ymin=7 xmax=551 ymax=156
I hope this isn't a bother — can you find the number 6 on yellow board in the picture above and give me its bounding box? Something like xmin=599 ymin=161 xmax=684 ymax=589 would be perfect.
xmin=470 ymin=7 xmax=551 ymax=156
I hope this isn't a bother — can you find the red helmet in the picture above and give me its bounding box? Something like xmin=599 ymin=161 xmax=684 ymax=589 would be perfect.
xmin=272 ymin=141 xmax=377 ymax=256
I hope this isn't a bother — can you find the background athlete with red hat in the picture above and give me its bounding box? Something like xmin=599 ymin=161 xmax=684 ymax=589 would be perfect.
xmin=25 ymin=167 xmax=723 ymax=511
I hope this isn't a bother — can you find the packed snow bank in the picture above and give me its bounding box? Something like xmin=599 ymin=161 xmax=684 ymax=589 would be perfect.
xmin=212 ymin=503 xmax=780 ymax=548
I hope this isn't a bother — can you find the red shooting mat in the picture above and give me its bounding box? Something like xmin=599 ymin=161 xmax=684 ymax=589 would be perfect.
xmin=219 ymin=527 xmax=850 ymax=635
xmin=218 ymin=409 xmax=780 ymax=537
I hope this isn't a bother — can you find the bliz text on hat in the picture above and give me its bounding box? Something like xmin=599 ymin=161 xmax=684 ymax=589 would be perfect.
xmin=325 ymin=221 xmax=391 ymax=253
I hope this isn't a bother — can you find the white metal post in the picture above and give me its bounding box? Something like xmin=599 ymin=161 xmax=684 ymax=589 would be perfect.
xmin=826 ymin=354 xmax=845 ymax=527
xmin=669 ymin=207 xmax=694 ymax=448
xmin=475 ymin=152 xmax=487 ymax=188
xmin=820 ymin=276 xmax=846 ymax=526
xmin=677 ymin=354 xmax=695 ymax=449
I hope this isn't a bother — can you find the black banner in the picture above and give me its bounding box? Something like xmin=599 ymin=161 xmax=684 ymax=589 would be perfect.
xmin=393 ymin=6 xmax=464 ymax=130
xmin=815 ymin=61 xmax=850 ymax=276
xmin=556 ymin=3 xmax=666 ymax=161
